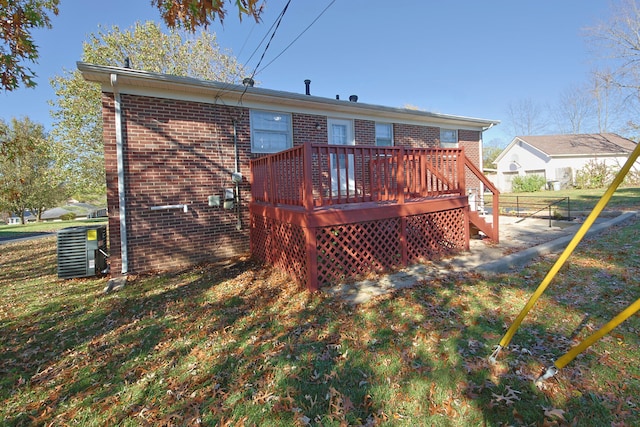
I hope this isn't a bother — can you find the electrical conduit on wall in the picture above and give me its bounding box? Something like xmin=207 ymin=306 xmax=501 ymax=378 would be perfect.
xmin=110 ymin=73 xmax=128 ymax=274
xmin=233 ymin=119 xmax=242 ymax=231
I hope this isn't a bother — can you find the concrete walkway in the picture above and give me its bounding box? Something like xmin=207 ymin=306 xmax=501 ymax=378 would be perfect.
xmin=327 ymin=211 xmax=638 ymax=304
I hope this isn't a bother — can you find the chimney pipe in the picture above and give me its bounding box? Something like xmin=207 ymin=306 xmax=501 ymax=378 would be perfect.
xmin=304 ymin=79 xmax=311 ymax=95
xmin=336 ymin=95 xmax=340 ymax=100
xmin=349 ymin=95 xmax=358 ymax=102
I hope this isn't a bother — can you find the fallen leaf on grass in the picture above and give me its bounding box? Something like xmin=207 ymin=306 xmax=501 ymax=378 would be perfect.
xmin=543 ymin=406 xmax=566 ymax=421
xmin=491 ymin=385 xmax=521 ymax=406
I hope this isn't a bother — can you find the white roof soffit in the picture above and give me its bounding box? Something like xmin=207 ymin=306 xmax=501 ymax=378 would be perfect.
xmin=77 ymin=62 xmax=500 ymax=129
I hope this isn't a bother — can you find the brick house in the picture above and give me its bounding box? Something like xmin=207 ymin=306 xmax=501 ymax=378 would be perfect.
xmin=78 ymin=62 xmax=499 ymax=290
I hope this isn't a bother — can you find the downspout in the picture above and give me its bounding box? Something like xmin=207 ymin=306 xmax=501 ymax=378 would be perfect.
xmin=233 ymin=119 xmax=242 ymax=231
xmin=111 ymin=73 xmax=128 ymax=274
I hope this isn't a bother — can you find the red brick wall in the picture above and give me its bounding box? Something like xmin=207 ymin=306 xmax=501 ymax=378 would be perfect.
xmin=103 ymin=92 xmax=484 ymax=275
xmin=355 ymin=119 xmax=375 ymax=145
xmin=292 ymin=113 xmax=327 ymax=146
xmin=459 ymin=129 xmax=482 ymax=192
xmin=103 ymin=93 xmax=252 ymax=274
xmin=394 ymin=123 xmax=439 ymax=148
xmin=292 ymin=117 xmax=377 ymax=147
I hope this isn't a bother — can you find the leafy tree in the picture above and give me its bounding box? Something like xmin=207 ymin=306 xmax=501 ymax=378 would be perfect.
xmin=50 ymin=21 xmax=248 ymax=195
xmin=0 ymin=0 xmax=262 ymax=91
xmin=483 ymin=145 xmax=503 ymax=169
xmin=0 ymin=0 xmax=59 ymax=91
xmin=0 ymin=117 xmax=67 ymax=223
xmin=152 ymin=0 xmax=263 ymax=30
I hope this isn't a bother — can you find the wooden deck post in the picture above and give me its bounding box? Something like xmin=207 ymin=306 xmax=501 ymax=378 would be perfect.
xmin=304 ymin=226 xmax=319 ymax=292
xmin=492 ymin=191 xmax=500 ymax=242
xmin=302 ymin=142 xmax=314 ymax=211
xmin=458 ymin=147 xmax=466 ymax=196
xmin=400 ymin=216 xmax=408 ymax=266
xmin=397 ymin=146 xmax=405 ymax=204
xmin=268 ymin=154 xmax=276 ymax=206
xmin=463 ymin=206 xmax=471 ymax=251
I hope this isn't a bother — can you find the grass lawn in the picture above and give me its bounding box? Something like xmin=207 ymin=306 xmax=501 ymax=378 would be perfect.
xmin=0 ymin=219 xmax=108 ymax=240
xmin=487 ymin=186 xmax=640 ymax=219
xmin=1 ymin=216 xmax=639 ymax=425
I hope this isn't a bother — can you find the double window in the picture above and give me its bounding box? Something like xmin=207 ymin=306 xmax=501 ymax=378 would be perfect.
xmin=375 ymin=122 xmax=393 ymax=146
xmin=250 ymin=110 xmax=292 ymax=153
xmin=440 ymin=128 xmax=458 ymax=148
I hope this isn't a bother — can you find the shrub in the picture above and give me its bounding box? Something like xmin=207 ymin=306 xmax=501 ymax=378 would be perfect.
xmin=623 ymin=166 xmax=640 ymax=186
xmin=575 ymin=159 xmax=613 ymax=189
xmin=59 ymin=213 xmax=76 ymax=221
xmin=511 ymin=175 xmax=546 ymax=192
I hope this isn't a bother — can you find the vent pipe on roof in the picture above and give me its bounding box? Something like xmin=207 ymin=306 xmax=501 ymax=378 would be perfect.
xmin=304 ymin=79 xmax=311 ymax=95
xmin=124 ymin=57 xmax=130 ymax=68
xmin=336 ymin=95 xmax=339 ymax=100
xmin=349 ymin=95 xmax=358 ymax=102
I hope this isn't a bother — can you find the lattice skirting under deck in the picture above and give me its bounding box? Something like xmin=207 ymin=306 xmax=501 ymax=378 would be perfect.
xmin=250 ymin=215 xmax=308 ymax=286
xmin=250 ymin=207 xmax=467 ymax=291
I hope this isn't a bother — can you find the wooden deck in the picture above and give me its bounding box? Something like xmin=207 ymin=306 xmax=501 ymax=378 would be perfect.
xmin=249 ymin=144 xmax=499 ymax=291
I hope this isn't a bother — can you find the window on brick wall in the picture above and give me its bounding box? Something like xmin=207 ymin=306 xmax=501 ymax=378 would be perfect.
xmin=375 ymin=122 xmax=393 ymax=146
xmin=440 ymin=128 xmax=458 ymax=148
xmin=250 ymin=110 xmax=292 ymax=153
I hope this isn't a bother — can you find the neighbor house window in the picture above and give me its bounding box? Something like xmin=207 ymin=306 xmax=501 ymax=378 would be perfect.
xmin=440 ymin=128 xmax=458 ymax=148
xmin=250 ymin=110 xmax=292 ymax=153
xmin=375 ymin=122 xmax=393 ymax=146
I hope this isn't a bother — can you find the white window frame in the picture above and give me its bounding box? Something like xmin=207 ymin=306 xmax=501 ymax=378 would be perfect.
xmin=440 ymin=128 xmax=458 ymax=148
xmin=250 ymin=110 xmax=292 ymax=153
xmin=375 ymin=122 xmax=393 ymax=147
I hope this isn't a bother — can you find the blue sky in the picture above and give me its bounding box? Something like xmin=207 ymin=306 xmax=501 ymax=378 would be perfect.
xmin=0 ymin=0 xmax=614 ymax=146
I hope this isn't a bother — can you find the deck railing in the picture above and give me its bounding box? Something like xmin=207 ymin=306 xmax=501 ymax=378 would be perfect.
xmin=251 ymin=144 xmax=466 ymax=210
xmin=463 ymin=155 xmax=500 ymax=241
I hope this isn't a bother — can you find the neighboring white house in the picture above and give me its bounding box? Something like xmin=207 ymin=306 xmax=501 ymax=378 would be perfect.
xmin=494 ymin=133 xmax=638 ymax=192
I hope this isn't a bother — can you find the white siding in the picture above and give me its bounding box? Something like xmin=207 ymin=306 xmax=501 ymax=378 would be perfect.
xmin=497 ymin=140 xmax=636 ymax=192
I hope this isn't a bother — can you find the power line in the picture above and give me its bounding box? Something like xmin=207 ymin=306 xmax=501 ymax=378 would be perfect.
xmin=235 ymin=0 xmax=291 ymax=105
xmin=236 ymin=19 xmax=258 ymax=61
xmin=241 ymin=10 xmax=281 ymax=69
xmin=256 ymin=0 xmax=336 ymax=76
xmin=248 ymin=0 xmax=292 ymax=80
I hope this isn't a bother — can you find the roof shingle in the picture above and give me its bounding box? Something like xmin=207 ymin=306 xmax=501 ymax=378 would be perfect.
xmin=517 ymin=133 xmax=637 ymax=156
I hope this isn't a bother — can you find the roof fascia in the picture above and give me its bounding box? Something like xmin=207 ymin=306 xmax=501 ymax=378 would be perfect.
xmin=516 ymin=137 xmax=551 ymax=158
xmin=78 ymin=62 xmax=500 ymax=130
xmin=494 ymin=137 xmax=520 ymax=163
xmin=550 ymin=152 xmax=630 ymax=158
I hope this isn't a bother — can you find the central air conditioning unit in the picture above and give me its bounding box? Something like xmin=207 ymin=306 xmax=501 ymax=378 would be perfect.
xmin=57 ymin=225 xmax=108 ymax=279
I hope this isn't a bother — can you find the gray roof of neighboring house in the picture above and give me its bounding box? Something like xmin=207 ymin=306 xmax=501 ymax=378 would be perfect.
xmin=516 ymin=133 xmax=637 ymax=157
xmin=41 ymin=207 xmax=72 ymax=220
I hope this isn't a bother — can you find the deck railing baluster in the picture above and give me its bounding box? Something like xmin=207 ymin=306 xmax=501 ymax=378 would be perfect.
xmin=249 ymin=145 xmax=487 ymax=210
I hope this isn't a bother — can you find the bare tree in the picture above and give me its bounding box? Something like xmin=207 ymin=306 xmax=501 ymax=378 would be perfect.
xmin=505 ymin=98 xmax=549 ymax=137
xmin=590 ymin=69 xmax=620 ymax=133
xmin=553 ymin=84 xmax=595 ymax=133
xmin=589 ymin=1 xmax=640 ymax=109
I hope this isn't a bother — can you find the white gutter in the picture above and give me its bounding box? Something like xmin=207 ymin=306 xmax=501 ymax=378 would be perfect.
xmin=111 ymin=73 xmax=128 ymax=274
xmin=77 ymin=62 xmax=500 ymax=130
